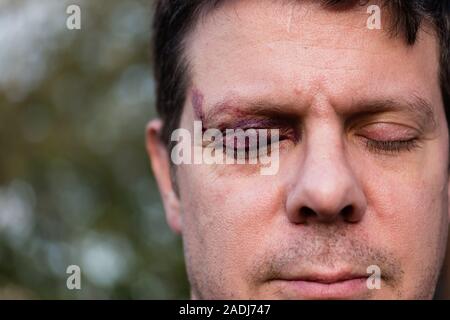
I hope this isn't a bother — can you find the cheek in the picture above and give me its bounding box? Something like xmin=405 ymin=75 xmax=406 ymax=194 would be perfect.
xmin=359 ymin=147 xmax=449 ymax=290
xmin=365 ymin=173 xmax=439 ymax=249
xmin=177 ymin=165 xmax=285 ymax=285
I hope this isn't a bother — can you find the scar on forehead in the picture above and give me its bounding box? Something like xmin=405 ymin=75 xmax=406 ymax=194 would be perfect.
xmin=191 ymin=88 xmax=205 ymax=121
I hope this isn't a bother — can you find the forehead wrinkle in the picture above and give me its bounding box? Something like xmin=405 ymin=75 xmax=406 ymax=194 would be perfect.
xmin=196 ymin=90 xmax=438 ymax=133
xmin=190 ymin=0 xmax=379 ymax=56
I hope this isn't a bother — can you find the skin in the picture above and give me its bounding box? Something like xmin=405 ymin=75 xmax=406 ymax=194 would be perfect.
xmin=147 ymin=0 xmax=450 ymax=299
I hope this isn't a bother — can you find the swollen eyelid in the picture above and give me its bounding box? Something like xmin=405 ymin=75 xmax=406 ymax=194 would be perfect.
xmin=358 ymin=123 xmax=419 ymax=141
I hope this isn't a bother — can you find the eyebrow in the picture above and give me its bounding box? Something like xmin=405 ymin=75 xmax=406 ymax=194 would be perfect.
xmin=344 ymin=95 xmax=438 ymax=132
xmin=200 ymin=98 xmax=300 ymax=127
xmin=195 ymin=93 xmax=438 ymax=132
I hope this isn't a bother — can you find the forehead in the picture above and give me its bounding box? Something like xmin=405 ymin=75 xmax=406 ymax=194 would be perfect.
xmin=183 ymin=0 xmax=442 ymax=117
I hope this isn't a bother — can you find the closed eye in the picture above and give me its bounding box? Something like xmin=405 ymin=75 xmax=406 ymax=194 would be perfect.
xmin=362 ymin=137 xmax=420 ymax=154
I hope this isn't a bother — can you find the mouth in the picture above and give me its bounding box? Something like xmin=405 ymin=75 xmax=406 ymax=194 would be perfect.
xmin=271 ymin=271 xmax=371 ymax=299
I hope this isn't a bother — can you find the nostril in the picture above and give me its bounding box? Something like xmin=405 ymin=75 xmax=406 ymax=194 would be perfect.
xmin=297 ymin=205 xmax=357 ymax=223
xmin=300 ymin=207 xmax=316 ymax=218
xmin=341 ymin=205 xmax=354 ymax=220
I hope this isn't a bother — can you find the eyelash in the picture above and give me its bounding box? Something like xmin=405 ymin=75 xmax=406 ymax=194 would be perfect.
xmin=225 ymin=138 xmax=420 ymax=160
xmin=228 ymin=135 xmax=420 ymax=155
xmin=364 ymin=138 xmax=420 ymax=154
xmin=214 ymin=126 xmax=298 ymax=161
xmin=211 ymin=123 xmax=420 ymax=158
xmin=224 ymin=133 xmax=286 ymax=159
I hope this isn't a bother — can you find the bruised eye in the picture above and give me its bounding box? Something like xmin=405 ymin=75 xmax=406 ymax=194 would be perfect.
xmin=223 ymin=129 xmax=279 ymax=160
xmin=225 ymin=129 xmax=259 ymax=150
xmin=201 ymin=117 xmax=298 ymax=161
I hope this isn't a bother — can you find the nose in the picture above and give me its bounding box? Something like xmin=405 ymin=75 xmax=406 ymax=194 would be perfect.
xmin=285 ymin=136 xmax=367 ymax=224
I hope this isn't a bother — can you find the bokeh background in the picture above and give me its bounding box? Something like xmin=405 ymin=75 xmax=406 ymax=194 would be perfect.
xmin=0 ymin=0 xmax=449 ymax=299
xmin=0 ymin=0 xmax=188 ymax=299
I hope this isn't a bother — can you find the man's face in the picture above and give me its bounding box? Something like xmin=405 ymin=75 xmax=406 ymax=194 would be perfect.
xmin=149 ymin=0 xmax=450 ymax=299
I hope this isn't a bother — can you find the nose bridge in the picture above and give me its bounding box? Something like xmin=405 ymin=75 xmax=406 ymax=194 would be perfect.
xmin=308 ymin=120 xmax=348 ymax=176
xmin=303 ymin=124 xmax=351 ymax=198
xmin=286 ymin=121 xmax=366 ymax=223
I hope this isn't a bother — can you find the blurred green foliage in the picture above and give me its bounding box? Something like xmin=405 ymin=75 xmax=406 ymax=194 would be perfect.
xmin=0 ymin=0 xmax=189 ymax=298
xmin=1 ymin=0 xmax=450 ymax=300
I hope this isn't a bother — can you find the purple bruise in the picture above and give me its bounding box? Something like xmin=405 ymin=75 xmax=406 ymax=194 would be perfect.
xmin=192 ymin=89 xmax=204 ymax=122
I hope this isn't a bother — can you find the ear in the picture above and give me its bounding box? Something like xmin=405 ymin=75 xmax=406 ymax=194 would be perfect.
xmin=146 ymin=119 xmax=182 ymax=234
xmin=448 ymin=174 xmax=450 ymax=221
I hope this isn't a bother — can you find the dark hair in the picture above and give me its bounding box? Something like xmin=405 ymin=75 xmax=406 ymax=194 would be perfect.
xmin=152 ymin=0 xmax=450 ymax=147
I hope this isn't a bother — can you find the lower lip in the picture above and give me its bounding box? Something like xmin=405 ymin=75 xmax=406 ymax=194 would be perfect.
xmin=273 ymin=277 xmax=368 ymax=299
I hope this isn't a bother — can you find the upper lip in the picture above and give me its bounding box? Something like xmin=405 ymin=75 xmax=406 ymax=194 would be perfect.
xmin=276 ymin=271 xmax=368 ymax=284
